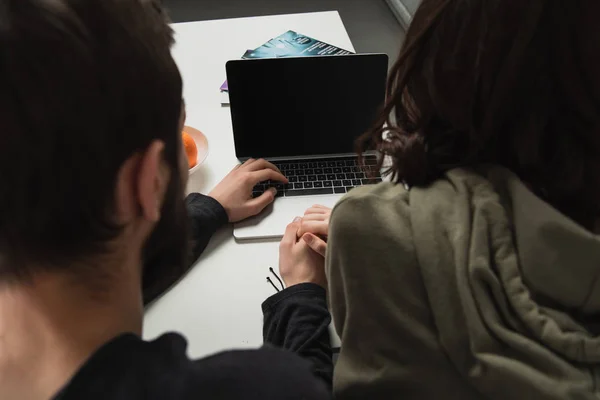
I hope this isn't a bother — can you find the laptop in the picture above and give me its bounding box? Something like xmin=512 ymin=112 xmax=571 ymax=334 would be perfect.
xmin=226 ymin=53 xmax=388 ymax=240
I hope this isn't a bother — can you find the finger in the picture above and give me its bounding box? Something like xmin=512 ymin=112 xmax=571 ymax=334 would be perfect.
xmin=233 ymin=158 xmax=254 ymax=171
xmin=312 ymin=204 xmax=330 ymax=209
xmin=246 ymin=187 xmax=277 ymax=215
xmin=281 ymin=217 xmax=302 ymax=246
xmin=301 ymin=213 xmax=328 ymax=222
xmin=304 ymin=207 xmax=329 ymax=216
xmin=250 ymin=169 xmax=288 ymax=184
xmin=238 ymin=158 xmax=256 ymax=168
xmin=244 ymin=159 xmax=283 ymax=174
xmin=302 ymin=233 xmax=327 ymax=257
xmin=298 ymin=220 xmax=328 ymax=238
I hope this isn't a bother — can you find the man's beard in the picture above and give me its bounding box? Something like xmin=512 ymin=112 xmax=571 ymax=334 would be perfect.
xmin=140 ymin=173 xmax=191 ymax=306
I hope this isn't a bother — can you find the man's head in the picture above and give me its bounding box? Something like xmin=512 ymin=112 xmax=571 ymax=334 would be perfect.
xmin=0 ymin=0 xmax=188 ymax=285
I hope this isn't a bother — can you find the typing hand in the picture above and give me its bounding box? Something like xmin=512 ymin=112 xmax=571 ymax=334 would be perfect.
xmin=297 ymin=205 xmax=332 ymax=257
xmin=279 ymin=217 xmax=327 ymax=289
xmin=209 ymin=159 xmax=288 ymax=223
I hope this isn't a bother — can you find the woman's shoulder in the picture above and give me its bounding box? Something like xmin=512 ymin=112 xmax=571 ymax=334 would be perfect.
xmin=333 ymin=181 xmax=410 ymax=217
xmin=333 ymin=167 xmax=504 ymax=211
xmin=330 ymin=182 xmax=413 ymax=242
xmin=330 ymin=167 xmax=514 ymax=239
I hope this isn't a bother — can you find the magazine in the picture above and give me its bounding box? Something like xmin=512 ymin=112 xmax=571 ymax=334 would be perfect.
xmin=221 ymin=31 xmax=354 ymax=104
xmin=242 ymin=30 xmax=353 ymax=59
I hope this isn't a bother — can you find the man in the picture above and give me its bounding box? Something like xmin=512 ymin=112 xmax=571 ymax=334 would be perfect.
xmin=0 ymin=0 xmax=332 ymax=398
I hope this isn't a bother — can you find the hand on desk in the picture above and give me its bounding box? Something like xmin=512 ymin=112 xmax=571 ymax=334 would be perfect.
xmin=208 ymin=158 xmax=288 ymax=223
xmin=277 ymin=205 xmax=332 ymax=289
xmin=279 ymin=217 xmax=327 ymax=289
xmin=297 ymin=205 xmax=332 ymax=257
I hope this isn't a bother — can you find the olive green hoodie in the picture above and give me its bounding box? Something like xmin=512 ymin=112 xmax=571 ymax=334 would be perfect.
xmin=327 ymin=167 xmax=600 ymax=399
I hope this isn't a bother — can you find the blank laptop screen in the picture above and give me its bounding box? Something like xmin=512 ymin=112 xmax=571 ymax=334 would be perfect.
xmin=226 ymin=54 xmax=388 ymax=159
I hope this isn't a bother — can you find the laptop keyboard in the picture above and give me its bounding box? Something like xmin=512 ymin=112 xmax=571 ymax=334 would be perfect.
xmin=252 ymin=155 xmax=382 ymax=198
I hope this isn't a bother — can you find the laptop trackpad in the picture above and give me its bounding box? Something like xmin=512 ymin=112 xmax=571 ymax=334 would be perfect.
xmin=233 ymin=195 xmax=342 ymax=240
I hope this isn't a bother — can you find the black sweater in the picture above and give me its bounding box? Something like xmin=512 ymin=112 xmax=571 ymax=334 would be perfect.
xmin=53 ymin=193 xmax=333 ymax=399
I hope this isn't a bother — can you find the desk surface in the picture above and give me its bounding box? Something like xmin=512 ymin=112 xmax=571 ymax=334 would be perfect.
xmin=143 ymin=11 xmax=353 ymax=358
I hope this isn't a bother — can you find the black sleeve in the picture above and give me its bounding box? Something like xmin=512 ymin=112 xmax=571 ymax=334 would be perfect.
xmin=262 ymin=283 xmax=333 ymax=389
xmin=143 ymin=193 xmax=228 ymax=305
xmin=185 ymin=193 xmax=229 ymax=261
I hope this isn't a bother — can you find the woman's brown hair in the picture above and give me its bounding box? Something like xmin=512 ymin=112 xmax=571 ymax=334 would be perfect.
xmin=358 ymin=0 xmax=600 ymax=228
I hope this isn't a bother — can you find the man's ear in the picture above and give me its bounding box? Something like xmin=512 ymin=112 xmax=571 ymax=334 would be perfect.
xmin=114 ymin=140 xmax=170 ymax=225
xmin=136 ymin=140 xmax=170 ymax=222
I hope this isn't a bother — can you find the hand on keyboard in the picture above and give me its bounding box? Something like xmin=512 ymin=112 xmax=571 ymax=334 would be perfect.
xmin=252 ymin=156 xmax=382 ymax=198
xmin=208 ymin=159 xmax=288 ymax=222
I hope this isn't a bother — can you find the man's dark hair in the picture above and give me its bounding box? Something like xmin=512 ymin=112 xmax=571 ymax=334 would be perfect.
xmin=359 ymin=0 xmax=600 ymax=228
xmin=0 ymin=0 xmax=184 ymax=279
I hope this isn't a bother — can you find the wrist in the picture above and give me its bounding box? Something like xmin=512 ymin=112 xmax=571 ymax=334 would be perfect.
xmin=262 ymin=282 xmax=327 ymax=314
xmin=206 ymin=192 xmax=221 ymax=206
xmin=283 ymin=277 xmax=327 ymax=290
xmin=206 ymin=194 xmax=230 ymax=221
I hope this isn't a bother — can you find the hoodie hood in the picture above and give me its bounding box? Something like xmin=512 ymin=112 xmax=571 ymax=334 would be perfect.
xmin=410 ymin=167 xmax=600 ymax=398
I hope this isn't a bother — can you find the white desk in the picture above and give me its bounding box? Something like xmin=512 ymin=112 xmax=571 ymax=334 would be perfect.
xmin=143 ymin=11 xmax=354 ymax=358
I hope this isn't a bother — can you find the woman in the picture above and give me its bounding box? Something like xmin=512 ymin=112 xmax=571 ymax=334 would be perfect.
xmin=288 ymin=0 xmax=600 ymax=398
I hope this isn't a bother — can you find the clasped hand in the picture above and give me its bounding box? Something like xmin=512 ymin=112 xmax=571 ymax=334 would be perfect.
xmin=278 ymin=205 xmax=332 ymax=289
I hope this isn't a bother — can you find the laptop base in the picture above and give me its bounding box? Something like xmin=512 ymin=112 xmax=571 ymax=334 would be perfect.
xmin=233 ymin=194 xmax=342 ymax=240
